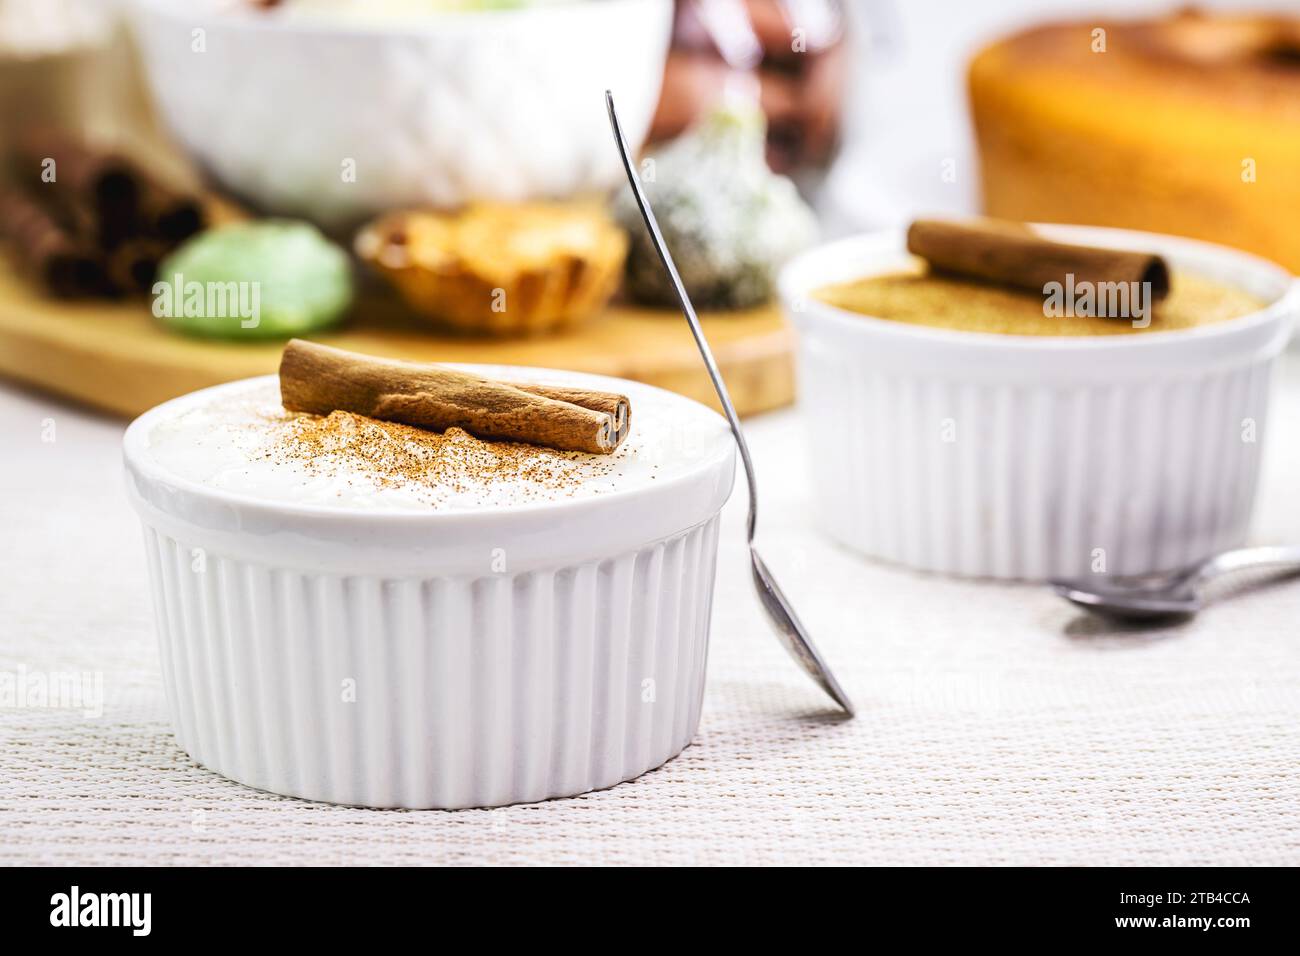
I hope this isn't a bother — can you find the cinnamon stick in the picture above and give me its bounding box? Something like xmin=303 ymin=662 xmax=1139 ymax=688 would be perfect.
xmin=106 ymin=238 xmax=168 ymax=294
xmin=907 ymin=219 xmax=1170 ymax=301
xmin=279 ymin=339 xmax=631 ymax=455
xmin=138 ymin=180 xmax=206 ymax=242
xmin=13 ymin=132 xmax=207 ymax=249
xmin=507 ymin=383 xmax=630 ymax=440
xmin=15 ymin=132 xmax=140 ymax=246
xmin=0 ymin=188 xmax=106 ymax=297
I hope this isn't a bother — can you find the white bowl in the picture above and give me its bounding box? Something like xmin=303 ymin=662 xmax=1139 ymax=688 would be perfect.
xmin=780 ymin=225 xmax=1299 ymax=581
xmin=127 ymin=0 xmax=672 ymax=228
xmin=123 ymin=369 xmax=735 ymax=808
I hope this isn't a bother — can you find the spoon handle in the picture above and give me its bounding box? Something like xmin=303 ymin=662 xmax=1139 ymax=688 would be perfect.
xmin=606 ymin=91 xmax=853 ymax=715
xmin=1197 ymin=544 xmax=1300 ymax=582
xmin=605 ymin=90 xmax=759 ymax=540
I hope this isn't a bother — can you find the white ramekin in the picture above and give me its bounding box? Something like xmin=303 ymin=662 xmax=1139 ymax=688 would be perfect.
xmin=123 ymin=370 xmax=734 ymax=808
xmin=780 ymin=225 xmax=1299 ymax=581
xmin=127 ymin=0 xmax=671 ymax=228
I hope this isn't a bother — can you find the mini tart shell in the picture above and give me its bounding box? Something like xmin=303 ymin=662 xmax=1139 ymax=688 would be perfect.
xmin=356 ymin=204 xmax=628 ymax=338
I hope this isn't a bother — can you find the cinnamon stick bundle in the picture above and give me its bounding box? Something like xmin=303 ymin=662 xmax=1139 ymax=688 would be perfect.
xmin=106 ymin=238 xmax=169 ymax=294
xmin=280 ymin=339 xmax=631 ymax=455
xmin=15 ymin=132 xmax=141 ymax=246
xmin=138 ymin=180 xmax=205 ymax=243
xmin=0 ymin=188 xmax=105 ymax=298
xmin=7 ymin=133 xmax=208 ymax=294
xmin=907 ymin=219 xmax=1170 ymax=301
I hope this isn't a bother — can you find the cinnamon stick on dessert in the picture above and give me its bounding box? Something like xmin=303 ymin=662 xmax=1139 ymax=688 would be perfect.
xmin=907 ymin=219 xmax=1170 ymax=300
xmin=279 ymin=339 xmax=631 ymax=455
xmin=505 ymin=382 xmax=631 ymax=440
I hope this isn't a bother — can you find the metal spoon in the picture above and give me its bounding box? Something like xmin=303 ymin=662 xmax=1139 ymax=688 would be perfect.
xmin=1051 ymin=545 xmax=1300 ymax=622
xmin=605 ymin=90 xmax=854 ymax=715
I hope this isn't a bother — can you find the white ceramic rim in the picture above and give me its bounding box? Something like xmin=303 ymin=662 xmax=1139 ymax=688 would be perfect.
xmin=130 ymin=0 xmax=670 ymax=37
xmin=780 ymin=224 xmax=1300 ymax=368
xmin=122 ymin=367 xmax=735 ymax=561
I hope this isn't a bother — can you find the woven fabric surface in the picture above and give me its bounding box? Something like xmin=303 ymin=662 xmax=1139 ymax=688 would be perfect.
xmin=4 ymin=359 xmax=1300 ymax=867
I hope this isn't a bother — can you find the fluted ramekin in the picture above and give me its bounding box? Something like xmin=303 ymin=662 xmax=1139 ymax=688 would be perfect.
xmin=780 ymin=225 xmax=1298 ymax=580
xmin=123 ymin=370 xmax=734 ymax=808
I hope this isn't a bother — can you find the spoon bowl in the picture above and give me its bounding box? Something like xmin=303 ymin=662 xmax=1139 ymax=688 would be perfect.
xmin=1052 ymin=545 xmax=1300 ymax=622
xmin=1051 ymin=578 xmax=1200 ymax=622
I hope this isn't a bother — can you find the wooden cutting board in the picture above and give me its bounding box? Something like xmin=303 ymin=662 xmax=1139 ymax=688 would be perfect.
xmin=0 ymin=264 xmax=795 ymax=419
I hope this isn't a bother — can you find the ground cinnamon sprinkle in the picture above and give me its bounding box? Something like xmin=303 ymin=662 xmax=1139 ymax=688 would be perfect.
xmin=259 ymin=410 xmax=615 ymax=504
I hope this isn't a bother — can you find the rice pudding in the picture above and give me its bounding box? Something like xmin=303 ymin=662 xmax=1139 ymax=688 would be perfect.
xmin=141 ymin=376 xmax=728 ymax=512
xmin=124 ymin=367 xmax=736 ymax=809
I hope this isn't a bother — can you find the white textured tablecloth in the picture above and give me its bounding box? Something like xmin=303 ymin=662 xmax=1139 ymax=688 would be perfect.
xmin=5 ymin=357 xmax=1300 ymax=867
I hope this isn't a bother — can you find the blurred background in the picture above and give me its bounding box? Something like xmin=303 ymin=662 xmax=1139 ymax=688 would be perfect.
xmin=0 ymin=0 xmax=1297 ymax=415
xmin=2 ymin=0 xmax=1288 ymax=217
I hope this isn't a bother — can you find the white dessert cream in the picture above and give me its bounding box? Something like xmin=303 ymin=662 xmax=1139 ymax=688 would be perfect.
xmin=142 ymin=378 xmax=729 ymax=512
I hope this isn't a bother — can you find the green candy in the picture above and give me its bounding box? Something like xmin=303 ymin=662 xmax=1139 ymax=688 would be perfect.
xmin=153 ymin=221 xmax=353 ymax=339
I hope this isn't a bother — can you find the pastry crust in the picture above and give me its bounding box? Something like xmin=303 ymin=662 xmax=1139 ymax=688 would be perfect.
xmin=357 ymin=202 xmax=628 ymax=337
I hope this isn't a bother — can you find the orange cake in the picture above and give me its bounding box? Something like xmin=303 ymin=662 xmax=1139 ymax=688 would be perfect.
xmin=969 ymin=10 xmax=1300 ymax=271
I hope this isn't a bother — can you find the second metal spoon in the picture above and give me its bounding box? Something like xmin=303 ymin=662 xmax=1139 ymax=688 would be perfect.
xmin=1052 ymin=545 xmax=1300 ymax=621
xmin=605 ymin=90 xmax=854 ymax=715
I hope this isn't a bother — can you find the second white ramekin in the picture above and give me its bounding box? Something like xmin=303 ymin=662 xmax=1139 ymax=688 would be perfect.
xmin=123 ymin=370 xmax=735 ymax=808
xmin=780 ymin=225 xmax=1298 ymax=580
